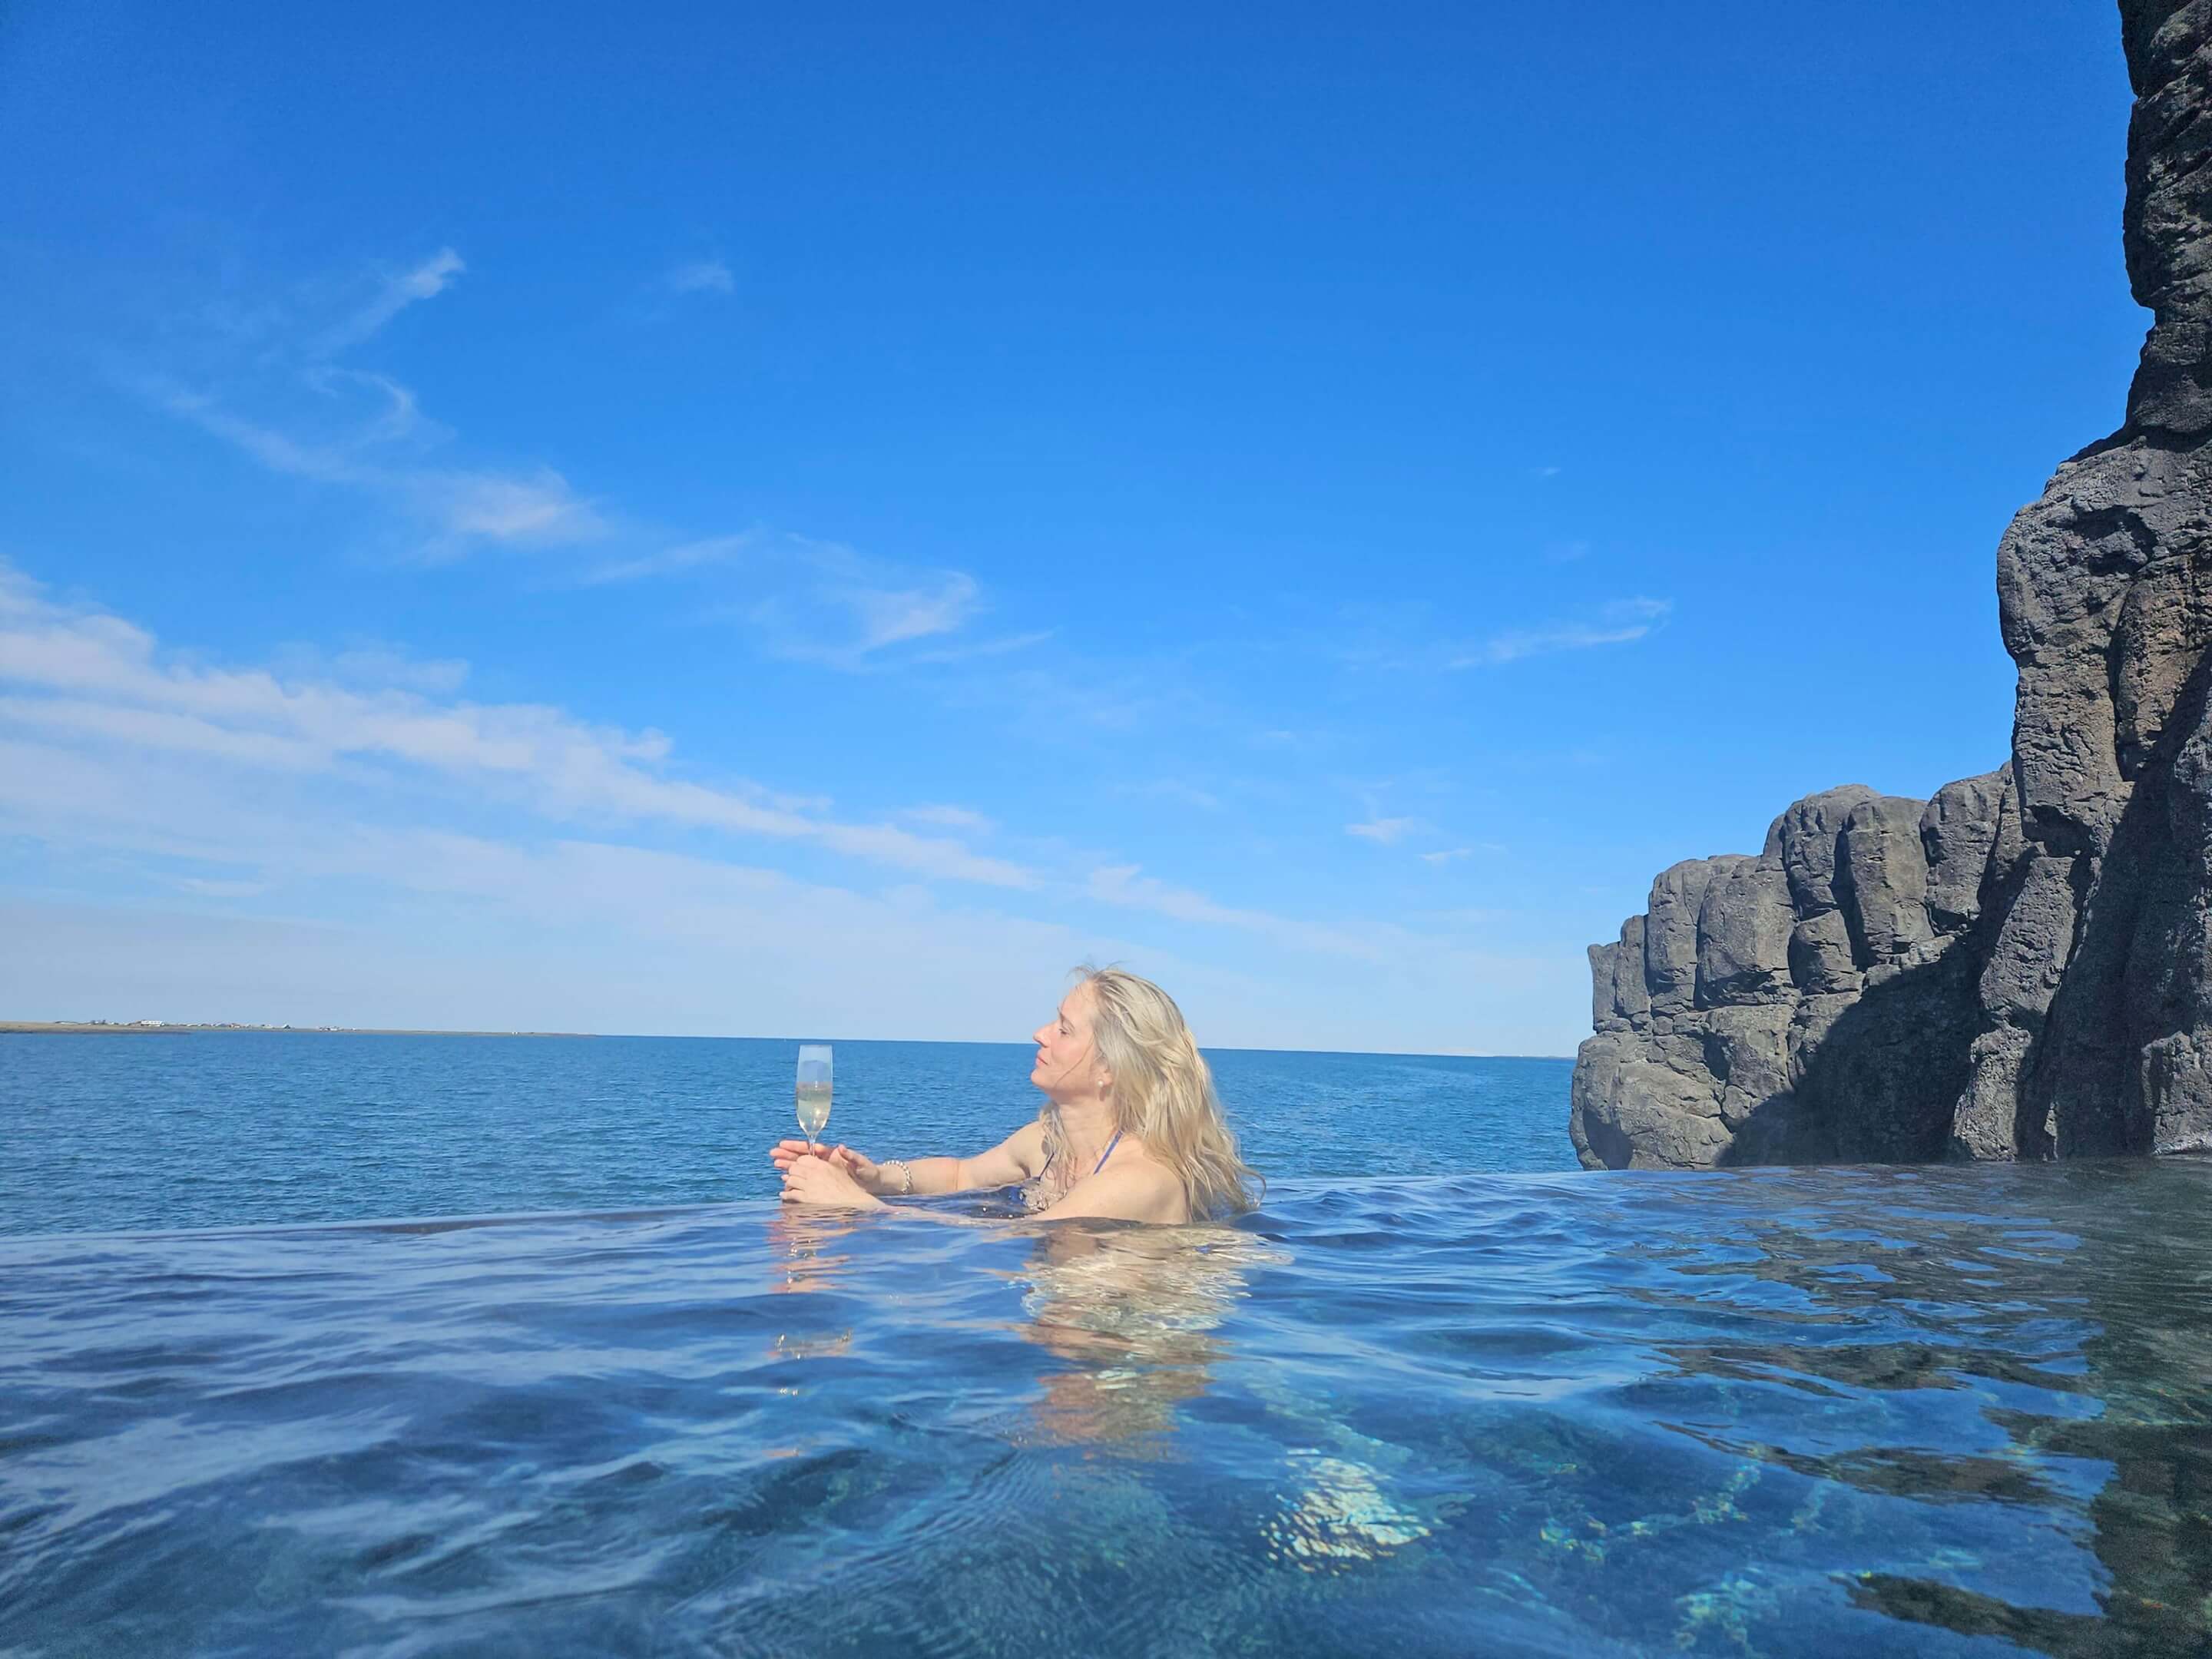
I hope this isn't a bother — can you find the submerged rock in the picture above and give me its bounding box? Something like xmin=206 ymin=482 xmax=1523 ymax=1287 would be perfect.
xmin=1571 ymin=0 xmax=2212 ymax=1171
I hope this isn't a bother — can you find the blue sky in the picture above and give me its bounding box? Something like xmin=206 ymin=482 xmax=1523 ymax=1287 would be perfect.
xmin=0 ymin=1 xmax=2142 ymax=1053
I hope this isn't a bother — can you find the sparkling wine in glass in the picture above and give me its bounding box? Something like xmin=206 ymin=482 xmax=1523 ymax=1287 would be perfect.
xmin=795 ymin=1045 xmax=833 ymax=1153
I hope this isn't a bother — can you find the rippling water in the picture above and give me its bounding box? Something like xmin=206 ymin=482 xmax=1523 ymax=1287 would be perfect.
xmin=5 ymin=1161 xmax=2210 ymax=1656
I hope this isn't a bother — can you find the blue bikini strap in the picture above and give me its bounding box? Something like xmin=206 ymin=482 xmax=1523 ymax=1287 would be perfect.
xmin=1092 ymin=1130 xmax=1123 ymax=1175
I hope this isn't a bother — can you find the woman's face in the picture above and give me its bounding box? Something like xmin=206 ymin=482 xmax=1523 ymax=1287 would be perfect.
xmin=1031 ymin=985 xmax=1101 ymax=1098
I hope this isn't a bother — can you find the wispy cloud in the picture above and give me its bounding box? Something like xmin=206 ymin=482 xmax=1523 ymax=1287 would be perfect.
xmin=732 ymin=542 xmax=987 ymax=670
xmin=417 ymin=468 xmax=608 ymax=549
xmin=131 ymin=248 xmax=627 ymax=558
xmin=664 ymin=258 xmax=735 ymax=296
xmin=906 ymin=628 xmax=1054 ymax=666
xmin=1419 ymin=846 xmax=1475 ymax=864
xmin=267 ymin=642 xmax=470 ymax=696
xmin=830 ymin=571 xmax=982 ymax=656
xmin=0 ymin=562 xmax=1031 ymax=889
xmin=0 ymin=834 xmax=1171 ymax=1045
xmin=581 ymin=530 xmax=1013 ymax=669
xmin=1455 ymin=598 xmax=1672 ymax=668
xmin=150 ymin=376 xmax=611 ymax=554
xmin=140 ymin=253 xmax=1008 ymax=663
xmin=322 ymin=248 xmax=465 ymax=353
xmin=1346 ymin=815 xmax=1426 ymax=845
xmin=578 ymin=533 xmax=755 ymax=587
xmin=896 ymin=803 xmax=996 ymax=833
xmin=1084 ymin=864 xmax=1385 ymax=962
xmin=306 ymin=367 xmax=429 ymax=445
xmin=0 ymin=561 xmax=1594 ymax=1049
xmin=151 ymin=381 xmax=361 ymax=485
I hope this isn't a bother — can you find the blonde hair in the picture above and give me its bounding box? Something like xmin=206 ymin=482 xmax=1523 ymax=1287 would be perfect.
xmin=1071 ymin=965 xmax=1262 ymax=1218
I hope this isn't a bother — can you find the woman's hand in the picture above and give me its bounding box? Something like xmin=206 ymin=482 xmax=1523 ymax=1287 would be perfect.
xmin=780 ymin=1151 xmax=885 ymax=1210
xmin=770 ymin=1140 xmax=879 ymax=1190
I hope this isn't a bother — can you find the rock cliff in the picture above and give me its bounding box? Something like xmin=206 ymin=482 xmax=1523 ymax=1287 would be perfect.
xmin=1571 ymin=0 xmax=2212 ymax=1170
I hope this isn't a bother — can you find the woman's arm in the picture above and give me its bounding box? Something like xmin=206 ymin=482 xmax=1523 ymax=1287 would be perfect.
xmin=942 ymin=1121 xmax=1048 ymax=1191
xmin=772 ymin=1121 xmax=1048 ymax=1198
xmin=823 ymin=1119 xmax=1044 ymax=1194
xmin=782 ymin=1149 xmax=1187 ymax=1225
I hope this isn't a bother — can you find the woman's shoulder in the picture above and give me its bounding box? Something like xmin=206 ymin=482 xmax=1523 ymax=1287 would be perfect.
xmin=1099 ymin=1144 xmax=1190 ymax=1223
xmin=1002 ymin=1118 xmax=1050 ymax=1173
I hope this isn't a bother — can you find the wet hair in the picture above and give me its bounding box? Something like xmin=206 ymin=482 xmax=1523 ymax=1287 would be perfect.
xmin=1071 ymin=965 xmax=1262 ymax=1218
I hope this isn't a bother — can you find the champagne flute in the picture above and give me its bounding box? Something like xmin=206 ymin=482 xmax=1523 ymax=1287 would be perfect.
xmin=795 ymin=1044 xmax=833 ymax=1154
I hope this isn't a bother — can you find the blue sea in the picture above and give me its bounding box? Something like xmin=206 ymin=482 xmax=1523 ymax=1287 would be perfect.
xmin=2 ymin=1034 xmax=2208 ymax=1657
xmin=0 ymin=1034 xmax=1576 ymax=1236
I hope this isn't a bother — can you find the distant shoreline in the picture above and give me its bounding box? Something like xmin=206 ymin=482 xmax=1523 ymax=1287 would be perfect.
xmin=0 ymin=1022 xmax=593 ymax=1038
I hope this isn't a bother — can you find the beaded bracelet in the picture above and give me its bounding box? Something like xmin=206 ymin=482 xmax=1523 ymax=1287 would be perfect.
xmin=884 ymin=1157 xmax=915 ymax=1195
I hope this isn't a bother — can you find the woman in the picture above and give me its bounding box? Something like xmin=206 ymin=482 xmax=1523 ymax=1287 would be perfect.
xmin=770 ymin=966 xmax=1260 ymax=1224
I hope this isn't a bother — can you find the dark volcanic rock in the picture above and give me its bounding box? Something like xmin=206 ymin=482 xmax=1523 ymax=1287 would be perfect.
xmin=1570 ymin=774 xmax=2010 ymax=1170
xmin=1644 ymin=858 xmax=1738 ymax=1015
xmin=1922 ymin=773 xmax=2008 ymax=929
xmin=1571 ymin=0 xmax=2212 ymax=1171
xmin=1838 ymin=795 xmax=1935 ymax=965
xmin=1697 ymin=859 xmax=1795 ymax=1006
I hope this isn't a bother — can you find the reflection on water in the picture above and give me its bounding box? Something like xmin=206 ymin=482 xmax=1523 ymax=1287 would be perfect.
xmin=1829 ymin=1161 xmax=2212 ymax=1657
xmin=2 ymin=1164 xmax=2210 ymax=1656
xmin=1005 ymin=1224 xmax=1438 ymax=1564
xmin=1013 ymin=1224 xmax=1266 ymax=1448
xmin=765 ymin=1210 xmax=856 ymax=1365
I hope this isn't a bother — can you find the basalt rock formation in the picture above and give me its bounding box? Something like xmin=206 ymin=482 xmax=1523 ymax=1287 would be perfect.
xmin=1571 ymin=0 xmax=2212 ymax=1170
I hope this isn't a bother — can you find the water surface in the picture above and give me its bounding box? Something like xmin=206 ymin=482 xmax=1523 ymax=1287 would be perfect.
xmin=0 ymin=1033 xmax=1574 ymax=1237
xmin=4 ymin=1161 xmax=2209 ymax=1657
